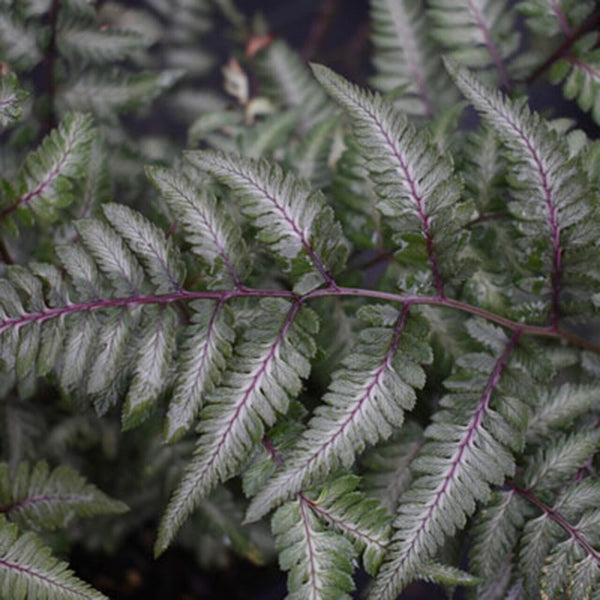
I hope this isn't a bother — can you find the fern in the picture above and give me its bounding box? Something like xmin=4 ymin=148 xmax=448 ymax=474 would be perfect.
xmin=369 ymin=0 xmax=454 ymax=116
xmin=0 ymin=2 xmax=600 ymax=599
xmin=0 ymin=516 xmax=107 ymax=600
xmin=0 ymin=461 xmax=128 ymax=530
xmin=0 ymin=113 xmax=94 ymax=229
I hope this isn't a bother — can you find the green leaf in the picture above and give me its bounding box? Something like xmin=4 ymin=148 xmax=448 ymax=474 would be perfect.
xmin=312 ymin=63 xmax=469 ymax=295
xmin=146 ymin=166 xmax=247 ymax=287
xmin=369 ymin=0 xmax=454 ymax=115
xmin=273 ymin=497 xmax=356 ymax=600
xmin=164 ymin=301 xmax=235 ymax=443
xmin=0 ymin=515 xmax=107 ymax=599
xmin=155 ymin=300 xmax=318 ymax=555
xmin=0 ymin=73 xmax=27 ymax=129
xmin=0 ymin=461 xmax=127 ymax=530
xmin=186 ymin=151 xmax=349 ymax=292
xmin=247 ymin=305 xmax=430 ymax=523
xmin=1 ymin=113 xmax=94 ymax=226
xmin=102 ymin=203 xmax=185 ymax=294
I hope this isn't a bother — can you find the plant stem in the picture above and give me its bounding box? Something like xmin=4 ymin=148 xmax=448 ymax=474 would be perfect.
xmin=2 ymin=284 xmax=599 ymax=355
xmin=511 ymin=482 xmax=600 ymax=565
xmin=526 ymin=8 xmax=600 ymax=85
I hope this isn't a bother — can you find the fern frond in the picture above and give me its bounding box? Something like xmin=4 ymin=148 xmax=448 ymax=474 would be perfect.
xmin=526 ymin=383 xmax=598 ymax=443
xmin=186 ymin=151 xmax=348 ymax=293
xmin=428 ymin=0 xmax=519 ymax=90
xmin=0 ymin=461 xmax=127 ymax=530
xmin=273 ymin=495 xmax=355 ymax=600
xmin=58 ymin=23 xmax=149 ymax=65
xmin=447 ymin=61 xmax=597 ymax=325
xmin=102 ymin=203 xmax=185 ymax=294
xmin=291 ymin=116 xmax=338 ymax=189
xmin=121 ymin=305 xmax=177 ymax=429
xmin=369 ymin=0 xmax=453 ymax=116
xmin=518 ymin=0 xmax=595 ymax=36
xmin=0 ymin=113 xmax=94 ymax=226
xmin=304 ymin=475 xmax=391 ymax=575
xmin=0 ymin=515 xmax=106 ymax=599
xmin=147 ymin=166 xmax=247 ymax=287
xmin=0 ymin=11 xmax=41 ymax=71
xmin=60 ymin=71 xmax=183 ymax=120
xmin=361 ymin=421 xmax=424 ymax=513
xmin=516 ymin=480 xmax=600 ymax=596
xmin=164 ymin=300 xmax=234 ymax=442
xmin=312 ymin=64 xmax=469 ymax=296
xmin=155 ymin=300 xmax=318 ymax=555
xmin=549 ymin=34 xmax=600 ymax=125
xmin=246 ymin=304 xmax=430 ymax=523
xmin=0 ymin=73 xmax=26 ymax=129
xmin=470 ymin=489 xmax=531 ymax=586
xmin=370 ymin=327 xmax=524 ymax=599
xmin=253 ymin=39 xmax=336 ymax=131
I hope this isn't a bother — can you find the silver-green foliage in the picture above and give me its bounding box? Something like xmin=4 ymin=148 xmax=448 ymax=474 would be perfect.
xmin=0 ymin=2 xmax=599 ymax=599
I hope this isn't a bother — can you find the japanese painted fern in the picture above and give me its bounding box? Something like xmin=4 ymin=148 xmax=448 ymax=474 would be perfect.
xmin=0 ymin=1 xmax=599 ymax=599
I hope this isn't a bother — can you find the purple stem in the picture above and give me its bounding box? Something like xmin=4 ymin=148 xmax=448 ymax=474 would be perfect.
xmin=364 ymin=107 xmax=445 ymax=297
xmin=389 ymin=331 xmax=521 ymax=579
xmin=466 ymin=0 xmax=511 ymax=91
xmin=224 ymin=166 xmax=337 ymax=288
xmin=300 ymin=493 xmax=387 ymax=550
xmin=291 ymin=305 xmax=411 ymax=475
xmin=298 ymin=495 xmax=320 ymax=597
xmin=2 ymin=286 xmax=599 ymax=354
xmin=0 ymin=122 xmax=77 ymax=221
xmin=511 ymin=483 xmax=600 ymax=565
xmin=551 ymin=0 xmax=573 ymax=38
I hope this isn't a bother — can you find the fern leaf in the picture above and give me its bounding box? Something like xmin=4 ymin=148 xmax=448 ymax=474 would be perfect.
xmin=361 ymin=421 xmax=424 ymax=513
xmin=164 ymin=300 xmax=234 ymax=442
xmin=291 ymin=116 xmax=338 ymax=189
xmin=369 ymin=0 xmax=452 ymax=116
xmin=102 ymin=203 xmax=185 ymax=294
xmin=526 ymin=383 xmax=598 ymax=443
xmin=517 ymin=480 xmax=600 ymax=596
xmin=273 ymin=496 xmax=355 ymax=600
xmin=186 ymin=151 xmax=348 ymax=293
xmin=0 ymin=73 xmax=26 ymax=129
xmin=254 ymin=39 xmax=336 ymax=131
xmin=303 ymin=475 xmax=391 ymax=575
xmin=0 ymin=113 xmax=94 ymax=225
xmin=146 ymin=166 xmax=247 ymax=287
xmin=58 ymin=24 xmax=148 ymax=65
xmin=0 ymin=516 xmax=106 ymax=599
xmin=155 ymin=300 xmax=318 ymax=555
xmin=470 ymin=489 xmax=531 ymax=585
xmin=447 ymin=60 xmax=595 ymax=325
xmin=550 ymin=34 xmax=600 ymax=125
xmin=121 ymin=306 xmax=177 ymax=430
xmin=312 ymin=64 xmax=469 ymax=296
xmin=428 ymin=0 xmax=519 ymax=89
xmin=0 ymin=461 xmax=127 ymax=531
xmin=370 ymin=329 xmax=523 ymax=599
xmin=0 ymin=12 xmax=41 ymax=70
xmin=60 ymin=71 xmax=183 ymax=119
xmin=246 ymin=304 xmax=430 ymax=522
xmin=518 ymin=0 xmax=595 ymax=36
xmin=75 ymin=217 xmax=145 ymax=296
